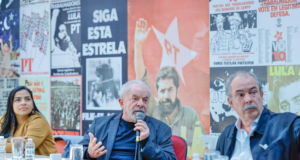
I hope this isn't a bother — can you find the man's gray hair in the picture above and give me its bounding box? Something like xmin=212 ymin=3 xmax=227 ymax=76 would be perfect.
xmin=225 ymin=71 xmax=263 ymax=98
xmin=120 ymin=80 xmax=151 ymax=98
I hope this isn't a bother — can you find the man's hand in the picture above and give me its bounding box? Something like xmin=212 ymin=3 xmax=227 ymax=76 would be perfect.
xmin=88 ymin=133 xmax=107 ymax=159
xmin=0 ymin=38 xmax=3 ymax=44
xmin=134 ymin=120 xmax=149 ymax=141
xmin=134 ymin=18 xmax=151 ymax=47
xmin=9 ymin=35 xmax=12 ymax=42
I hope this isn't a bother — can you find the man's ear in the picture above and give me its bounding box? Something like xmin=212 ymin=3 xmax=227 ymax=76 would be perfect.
xmin=175 ymin=87 xmax=179 ymax=97
xmin=118 ymin=98 xmax=124 ymax=110
xmin=227 ymin=97 xmax=233 ymax=107
xmin=260 ymin=91 xmax=264 ymax=98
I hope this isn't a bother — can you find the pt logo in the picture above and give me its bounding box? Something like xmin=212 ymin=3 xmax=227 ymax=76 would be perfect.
xmin=272 ymin=31 xmax=285 ymax=62
xmin=21 ymin=58 xmax=34 ymax=72
xmin=164 ymin=39 xmax=179 ymax=65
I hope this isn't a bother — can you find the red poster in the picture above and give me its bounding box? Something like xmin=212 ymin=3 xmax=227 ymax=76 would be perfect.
xmin=128 ymin=0 xmax=210 ymax=157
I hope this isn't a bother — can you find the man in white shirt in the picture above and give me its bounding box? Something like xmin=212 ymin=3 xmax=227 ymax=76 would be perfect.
xmin=216 ymin=71 xmax=300 ymax=160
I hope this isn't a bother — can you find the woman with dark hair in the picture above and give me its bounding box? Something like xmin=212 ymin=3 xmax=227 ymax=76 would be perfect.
xmin=0 ymin=86 xmax=57 ymax=156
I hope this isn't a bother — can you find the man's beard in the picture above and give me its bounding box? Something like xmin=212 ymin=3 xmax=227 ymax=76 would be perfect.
xmin=159 ymin=98 xmax=178 ymax=115
xmin=125 ymin=107 xmax=146 ymax=122
xmin=57 ymin=39 xmax=70 ymax=51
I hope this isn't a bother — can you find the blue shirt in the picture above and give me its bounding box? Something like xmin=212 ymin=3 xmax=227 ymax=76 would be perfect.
xmin=110 ymin=118 xmax=136 ymax=160
xmin=231 ymin=108 xmax=263 ymax=160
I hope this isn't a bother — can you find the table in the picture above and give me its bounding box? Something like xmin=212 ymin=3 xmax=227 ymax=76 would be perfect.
xmin=5 ymin=153 xmax=70 ymax=160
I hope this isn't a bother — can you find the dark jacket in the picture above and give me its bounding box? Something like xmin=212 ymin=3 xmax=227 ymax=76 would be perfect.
xmin=216 ymin=108 xmax=300 ymax=160
xmin=79 ymin=113 xmax=176 ymax=160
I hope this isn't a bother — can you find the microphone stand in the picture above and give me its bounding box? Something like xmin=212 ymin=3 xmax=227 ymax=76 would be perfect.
xmin=134 ymin=132 xmax=140 ymax=160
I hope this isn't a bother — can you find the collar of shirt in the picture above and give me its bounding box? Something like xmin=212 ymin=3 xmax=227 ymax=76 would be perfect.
xmin=235 ymin=107 xmax=264 ymax=140
xmin=231 ymin=108 xmax=264 ymax=160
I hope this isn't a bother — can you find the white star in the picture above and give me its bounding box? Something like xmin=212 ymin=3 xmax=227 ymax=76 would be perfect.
xmin=0 ymin=21 xmax=2 ymax=25
xmin=2 ymin=28 xmax=3 ymax=31
xmin=152 ymin=17 xmax=197 ymax=84
xmin=9 ymin=12 xmax=14 ymax=21
xmin=13 ymin=22 xmax=16 ymax=26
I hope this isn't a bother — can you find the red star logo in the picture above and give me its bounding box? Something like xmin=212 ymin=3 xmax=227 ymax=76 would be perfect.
xmin=230 ymin=0 xmax=237 ymax=2
xmin=74 ymin=79 xmax=79 ymax=84
xmin=274 ymin=31 xmax=282 ymax=41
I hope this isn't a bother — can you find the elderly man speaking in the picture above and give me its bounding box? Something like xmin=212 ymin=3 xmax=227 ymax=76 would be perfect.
xmin=216 ymin=71 xmax=300 ymax=160
xmin=79 ymin=80 xmax=176 ymax=160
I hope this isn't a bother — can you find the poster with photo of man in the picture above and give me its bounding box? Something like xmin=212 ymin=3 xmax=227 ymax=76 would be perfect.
xmin=81 ymin=0 xmax=127 ymax=134
xmin=50 ymin=0 xmax=81 ymax=76
xmin=51 ymin=76 xmax=81 ymax=135
xmin=86 ymin=57 xmax=121 ymax=111
xmin=268 ymin=65 xmax=300 ymax=116
xmin=127 ymin=0 xmax=209 ymax=157
xmin=210 ymin=66 xmax=268 ymax=134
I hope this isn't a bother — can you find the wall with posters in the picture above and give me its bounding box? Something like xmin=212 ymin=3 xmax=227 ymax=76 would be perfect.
xmin=209 ymin=0 xmax=300 ymax=136
xmin=0 ymin=0 xmax=299 ymax=159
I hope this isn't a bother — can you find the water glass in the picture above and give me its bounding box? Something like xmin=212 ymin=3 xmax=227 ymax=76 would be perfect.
xmin=204 ymin=150 xmax=220 ymax=160
xmin=50 ymin=153 xmax=62 ymax=160
xmin=11 ymin=137 xmax=24 ymax=160
xmin=219 ymin=155 xmax=229 ymax=160
xmin=69 ymin=144 xmax=83 ymax=160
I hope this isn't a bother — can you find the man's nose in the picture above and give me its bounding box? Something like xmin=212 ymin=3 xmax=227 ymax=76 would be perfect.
xmin=163 ymin=90 xmax=170 ymax=98
xmin=137 ymin=99 xmax=144 ymax=107
xmin=244 ymin=93 xmax=253 ymax=104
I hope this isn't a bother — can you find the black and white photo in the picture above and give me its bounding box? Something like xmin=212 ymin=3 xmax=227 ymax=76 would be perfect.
xmin=51 ymin=76 xmax=81 ymax=131
xmin=86 ymin=57 xmax=121 ymax=110
xmin=210 ymin=10 xmax=257 ymax=53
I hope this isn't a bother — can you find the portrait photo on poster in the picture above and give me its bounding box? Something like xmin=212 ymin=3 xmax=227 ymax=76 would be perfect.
xmin=210 ymin=10 xmax=257 ymax=53
xmin=86 ymin=57 xmax=122 ymax=110
xmin=51 ymin=77 xmax=81 ymax=130
xmin=268 ymin=65 xmax=300 ymax=116
xmin=50 ymin=3 xmax=81 ymax=69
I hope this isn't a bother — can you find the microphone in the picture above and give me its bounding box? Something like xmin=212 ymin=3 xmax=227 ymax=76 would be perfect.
xmin=136 ymin=112 xmax=145 ymax=142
